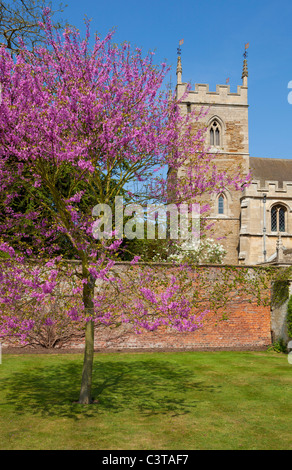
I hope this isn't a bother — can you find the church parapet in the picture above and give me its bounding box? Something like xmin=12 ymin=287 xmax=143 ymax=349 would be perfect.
xmin=176 ymin=82 xmax=248 ymax=106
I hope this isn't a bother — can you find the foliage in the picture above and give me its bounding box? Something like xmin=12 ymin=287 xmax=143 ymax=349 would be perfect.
xmin=287 ymin=295 xmax=292 ymax=339
xmin=121 ymin=235 xmax=227 ymax=264
xmin=271 ymin=280 xmax=289 ymax=307
xmin=0 ymin=10 xmax=250 ymax=403
xmin=152 ymin=238 xmax=226 ymax=264
xmin=270 ymin=266 xmax=292 ymax=307
xmin=267 ymin=338 xmax=288 ymax=353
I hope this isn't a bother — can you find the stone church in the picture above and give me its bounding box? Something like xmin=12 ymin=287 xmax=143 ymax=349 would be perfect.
xmin=176 ymin=51 xmax=292 ymax=266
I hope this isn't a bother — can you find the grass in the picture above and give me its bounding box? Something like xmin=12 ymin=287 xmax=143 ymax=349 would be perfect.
xmin=0 ymin=350 xmax=292 ymax=450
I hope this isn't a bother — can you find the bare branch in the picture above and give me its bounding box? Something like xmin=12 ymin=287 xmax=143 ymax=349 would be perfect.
xmin=0 ymin=0 xmax=68 ymax=54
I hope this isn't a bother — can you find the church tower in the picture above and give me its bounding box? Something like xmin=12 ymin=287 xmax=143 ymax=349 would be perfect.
xmin=176 ymin=48 xmax=250 ymax=264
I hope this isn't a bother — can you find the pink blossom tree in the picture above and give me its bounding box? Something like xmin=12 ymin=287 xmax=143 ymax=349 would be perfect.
xmin=0 ymin=11 xmax=249 ymax=403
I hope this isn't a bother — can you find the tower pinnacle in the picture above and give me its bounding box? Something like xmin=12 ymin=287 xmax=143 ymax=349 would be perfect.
xmin=276 ymin=233 xmax=284 ymax=262
xmin=242 ymin=43 xmax=249 ymax=87
xmin=176 ymin=55 xmax=182 ymax=84
xmin=176 ymin=39 xmax=184 ymax=85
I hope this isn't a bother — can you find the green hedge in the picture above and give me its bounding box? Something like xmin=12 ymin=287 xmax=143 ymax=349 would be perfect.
xmin=287 ymin=295 xmax=292 ymax=338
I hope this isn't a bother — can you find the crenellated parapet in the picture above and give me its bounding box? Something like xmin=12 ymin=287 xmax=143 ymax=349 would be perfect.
xmin=246 ymin=180 xmax=292 ymax=198
xmin=176 ymin=82 xmax=248 ymax=106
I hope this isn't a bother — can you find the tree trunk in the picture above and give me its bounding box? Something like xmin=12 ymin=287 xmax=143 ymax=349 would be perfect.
xmin=79 ymin=319 xmax=94 ymax=404
xmin=79 ymin=274 xmax=95 ymax=404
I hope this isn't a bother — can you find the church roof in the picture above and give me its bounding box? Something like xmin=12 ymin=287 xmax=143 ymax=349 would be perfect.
xmin=250 ymin=157 xmax=292 ymax=187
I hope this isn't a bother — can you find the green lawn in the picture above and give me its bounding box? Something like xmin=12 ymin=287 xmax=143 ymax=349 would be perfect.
xmin=0 ymin=350 xmax=291 ymax=450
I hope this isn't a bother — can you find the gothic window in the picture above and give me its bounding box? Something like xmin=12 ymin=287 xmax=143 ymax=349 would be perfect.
xmin=210 ymin=120 xmax=220 ymax=146
xmin=218 ymin=195 xmax=224 ymax=214
xmin=271 ymin=205 xmax=286 ymax=232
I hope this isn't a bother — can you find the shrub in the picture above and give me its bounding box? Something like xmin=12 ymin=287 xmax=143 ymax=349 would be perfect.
xmin=287 ymin=295 xmax=292 ymax=339
xmin=267 ymin=338 xmax=287 ymax=353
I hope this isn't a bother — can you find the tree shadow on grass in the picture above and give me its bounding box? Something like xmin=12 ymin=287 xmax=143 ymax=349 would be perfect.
xmin=1 ymin=358 xmax=220 ymax=420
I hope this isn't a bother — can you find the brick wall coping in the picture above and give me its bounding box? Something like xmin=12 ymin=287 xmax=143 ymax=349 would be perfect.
xmin=0 ymin=258 xmax=283 ymax=270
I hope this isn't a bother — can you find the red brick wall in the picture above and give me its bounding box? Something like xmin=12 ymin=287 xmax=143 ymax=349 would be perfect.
xmin=90 ymin=264 xmax=272 ymax=351
xmin=2 ymin=263 xmax=272 ymax=351
xmin=92 ymin=302 xmax=271 ymax=351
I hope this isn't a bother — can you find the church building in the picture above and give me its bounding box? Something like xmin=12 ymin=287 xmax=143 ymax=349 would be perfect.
xmin=176 ymin=50 xmax=292 ymax=265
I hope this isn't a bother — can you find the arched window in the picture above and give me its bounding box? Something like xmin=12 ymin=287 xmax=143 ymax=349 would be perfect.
xmin=271 ymin=205 xmax=286 ymax=232
xmin=210 ymin=120 xmax=220 ymax=146
xmin=218 ymin=195 xmax=224 ymax=214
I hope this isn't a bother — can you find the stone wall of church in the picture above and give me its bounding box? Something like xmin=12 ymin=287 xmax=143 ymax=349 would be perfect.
xmin=240 ymin=180 xmax=292 ymax=264
xmin=175 ymin=59 xmax=292 ymax=267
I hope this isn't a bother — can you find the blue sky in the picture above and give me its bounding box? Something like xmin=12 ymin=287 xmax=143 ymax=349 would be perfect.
xmin=55 ymin=0 xmax=292 ymax=159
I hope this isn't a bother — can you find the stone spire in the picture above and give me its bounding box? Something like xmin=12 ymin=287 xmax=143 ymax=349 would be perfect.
xmin=242 ymin=58 xmax=248 ymax=84
xmin=242 ymin=43 xmax=249 ymax=87
xmin=176 ymin=39 xmax=184 ymax=85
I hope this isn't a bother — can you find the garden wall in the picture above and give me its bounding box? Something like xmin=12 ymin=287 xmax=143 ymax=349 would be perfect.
xmin=79 ymin=263 xmax=273 ymax=352
xmin=91 ymin=305 xmax=271 ymax=351
xmin=1 ymin=262 xmax=274 ymax=352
